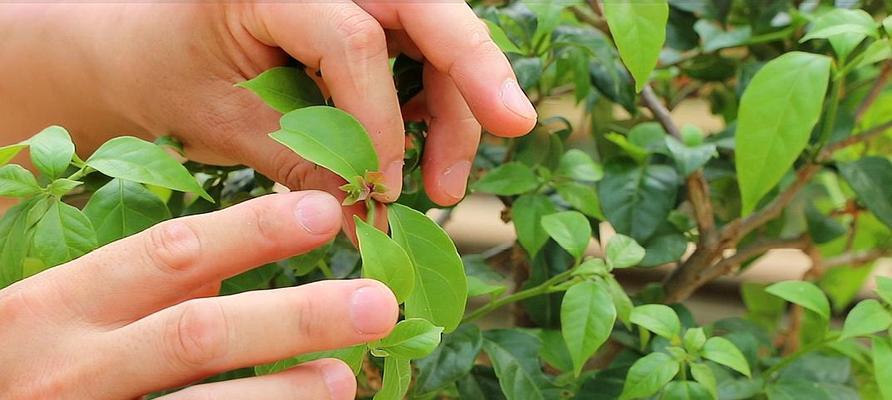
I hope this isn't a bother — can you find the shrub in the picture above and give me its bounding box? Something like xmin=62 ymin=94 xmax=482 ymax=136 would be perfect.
xmin=1 ymin=1 xmax=892 ymax=399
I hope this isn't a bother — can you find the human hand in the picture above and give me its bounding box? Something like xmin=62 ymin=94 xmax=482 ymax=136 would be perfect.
xmin=0 ymin=191 xmax=398 ymax=399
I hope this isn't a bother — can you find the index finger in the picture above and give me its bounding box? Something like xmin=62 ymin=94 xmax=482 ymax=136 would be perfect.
xmin=359 ymin=1 xmax=538 ymax=137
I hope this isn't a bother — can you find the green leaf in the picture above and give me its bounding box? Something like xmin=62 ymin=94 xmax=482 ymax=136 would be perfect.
xmin=0 ymin=199 xmax=40 ymax=286
xmin=805 ymin=9 xmax=878 ymax=60
xmin=30 ymin=201 xmax=97 ymax=267
xmin=605 ymin=275 xmax=634 ymax=328
xmin=555 ymin=181 xmax=605 ymax=220
xmin=606 ymin=234 xmax=646 ymax=269
xmin=620 ymin=352 xmax=679 ymax=400
xmin=858 ymin=39 xmax=892 ymax=69
xmin=374 ymin=357 xmax=412 ymax=400
xmin=29 ymin=126 xmax=74 ymax=179
xmin=388 ymin=203 xmax=467 ymax=332
xmin=86 ymin=137 xmax=211 ymax=201
xmin=467 ymin=275 xmax=507 ymax=298
xmin=683 ymin=328 xmax=707 ymax=354
xmin=702 ymin=337 xmax=751 ymax=377
xmin=0 ymin=143 xmax=27 ymax=166
xmin=640 ymin=232 xmax=687 ymax=267
xmin=236 ymin=67 xmax=324 ymax=113
xmin=473 ymin=162 xmax=539 ymax=196
xmin=665 ymin=136 xmax=717 ymax=178
xmin=735 ymin=52 xmax=831 ymax=215
xmin=840 ymin=299 xmax=892 ymax=340
xmin=660 ymin=381 xmax=712 ymax=400
xmin=573 ymin=258 xmax=609 ymax=277
xmin=876 ymin=277 xmax=892 ymax=305
xmin=538 ymin=329 xmax=573 ymax=373
xmin=83 ymin=179 xmax=171 ymax=246
xmin=45 ymin=179 xmax=81 ymax=198
xmin=603 ymin=0 xmax=669 ymax=91
xmin=630 ymin=304 xmax=681 ymax=339
xmin=766 ymin=281 xmax=831 ymax=320
xmin=541 ymin=211 xmax=591 ymax=260
xmin=415 ymin=324 xmax=483 ymax=395
xmin=599 ymin=161 xmax=678 ymax=242
xmin=838 ymin=157 xmax=892 ymax=229
xmin=255 ymin=345 xmax=365 ymax=376
xmin=0 ymin=165 xmax=41 ymax=197
xmin=373 ymin=318 xmax=443 ymax=360
xmin=484 ymin=19 xmax=523 ymax=54
xmin=561 ymin=280 xmax=616 ymax=377
xmin=873 ymin=336 xmax=892 ymax=400
xmin=354 ymin=217 xmax=415 ymax=303
xmin=271 ymin=106 xmax=379 ymax=183
xmin=512 ymin=194 xmax=558 ymax=258
xmin=690 ymin=363 xmax=717 ymax=399
xmin=557 ymin=149 xmax=604 ymax=182
xmin=482 ymin=330 xmax=561 ymax=400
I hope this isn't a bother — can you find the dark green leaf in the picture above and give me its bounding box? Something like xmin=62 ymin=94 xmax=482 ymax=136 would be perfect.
xmin=271 ymin=106 xmax=378 ymax=183
xmin=388 ymin=203 xmax=467 ymax=332
xmin=640 ymin=232 xmax=687 ymax=267
xmin=473 ymin=162 xmax=539 ymax=196
xmin=29 ymin=126 xmax=74 ymax=179
xmin=620 ymin=352 xmax=679 ymax=400
xmin=603 ymin=0 xmax=669 ymax=91
xmin=599 ymin=161 xmax=678 ymax=242
xmin=660 ymin=381 xmax=712 ymax=400
xmin=735 ymin=52 xmax=831 ymax=215
xmin=236 ymin=67 xmax=324 ymax=113
xmin=31 ymin=201 xmax=97 ymax=267
xmin=561 ymin=280 xmax=616 ymax=377
xmin=513 ymin=194 xmax=557 ymax=258
xmin=838 ymin=157 xmax=892 ymax=229
xmin=482 ymin=330 xmax=561 ymax=400
xmin=86 ymin=137 xmax=211 ymax=201
xmin=415 ymin=324 xmax=483 ymax=395
xmin=355 ymin=217 xmax=415 ymax=303
xmin=83 ymin=179 xmax=170 ymax=246
xmin=484 ymin=19 xmax=523 ymax=54
xmin=0 ymin=165 xmax=41 ymax=197
xmin=541 ymin=211 xmax=591 ymax=260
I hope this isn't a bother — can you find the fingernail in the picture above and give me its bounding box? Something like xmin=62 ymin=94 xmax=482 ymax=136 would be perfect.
xmin=439 ymin=161 xmax=472 ymax=201
xmin=319 ymin=359 xmax=355 ymax=400
xmin=500 ymin=79 xmax=537 ymax=120
xmin=294 ymin=192 xmax=341 ymax=235
xmin=350 ymin=284 xmax=397 ymax=335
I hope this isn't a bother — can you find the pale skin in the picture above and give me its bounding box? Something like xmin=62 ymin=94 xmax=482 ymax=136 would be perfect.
xmin=0 ymin=2 xmax=536 ymax=399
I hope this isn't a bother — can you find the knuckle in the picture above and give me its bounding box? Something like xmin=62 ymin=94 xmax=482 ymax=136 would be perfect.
xmin=272 ymin=146 xmax=313 ymax=190
xmin=163 ymin=300 xmax=230 ymax=370
xmin=290 ymin=293 xmax=324 ymax=340
xmin=245 ymin=203 xmax=284 ymax=254
xmin=447 ymin=26 xmax=499 ymax=77
xmin=333 ymin=10 xmax=387 ymax=55
xmin=146 ymin=220 xmax=202 ymax=273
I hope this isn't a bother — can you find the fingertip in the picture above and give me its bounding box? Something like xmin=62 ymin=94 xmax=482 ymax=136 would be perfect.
xmin=423 ymin=160 xmax=470 ymax=207
xmin=373 ymin=159 xmax=405 ymax=203
xmin=315 ymin=359 xmax=357 ymax=400
xmin=293 ymin=191 xmax=343 ymax=236
xmin=350 ymin=279 xmax=399 ymax=337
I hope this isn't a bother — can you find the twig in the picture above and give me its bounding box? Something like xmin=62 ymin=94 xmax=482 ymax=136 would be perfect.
xmin=821 ymin=119 xmax=892 ymax=156
xmin=824 ymin=249 xmax=888 ymax=268
xmin=702 ymin=237 xmax=811 ymax=282
xmin=855 ymin=61 xmax=892 ymax=122
xmin=641 ymin=86 xmax=682 ymax=138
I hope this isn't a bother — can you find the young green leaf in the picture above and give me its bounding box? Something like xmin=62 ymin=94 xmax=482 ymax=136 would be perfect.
xmin=86 ymin=137 xmax=211 ymax=201
xmin=0 ymin=143 xmax=27 ymax=166
xmin=372 ymin=318 xmax=444 ymax=360
xmin=876 ymin=276 xmax=892 ymax=305
xmin=472 ymin=162 xmax=539 ymax=196
xmin=482 ymin=330 xmax=562 ymax=400
xmin=683 ymin=328 xmax=707 ymax=354
xmin=603 ymin=0 xmax=668 ymax=91
xmin=701 ymin=337 xmax=751 ymax=377
xmin=555 ymin=181 xmax=605 ymax=220
xmin=415 ymin=324 xmax=483 ymax=395
xmin=599 ymin=161 xmax=678 ymax=242
xmin=374 ymin=357 xmax=412 ymax=400
xmin=388 ymin=203 xmax=467 ymax=332
xmin=541 ymin=211 xmax=591 ymax=261
xmin=805 ymin=8 xmax=878 ymax=60
xmin=665 ymin=136 xmax=717 ymax=178
xmin=0 ymin=199 xmax=40 ymax=286
xmin=838 ymin=157 xmax=892 ymax=229
xmin=840 ymin=299 xmax=892 ymax=340
xmin=354 ymin=217 xmax=415 ymax=303
xmin=30 ymin=200 xmax=97 ymax=268
xmin=660 ymin=381 xmax=712 ymax=400
xmin=735 ymin=52 xmax=831 ymax=215
xmin=46 ymin=179 xmax=83 ymax=197
xmin=606 ymin=234 xmax=646 ymax=269
xmin=236 ymin=66 xmax=324 ymax=113
xmin=689 ymin=362 xmax=717 ymax=399
xmin=512 ymin=194 xmax=558 ymax=258
xmin=573 ymin=258 xmax=609 ymax=277
xmin=765 ymin=281 xmax=831 ymax=320
xmin=874 ymin=336 xmax=892 ymax=400
xmin=630 ymin=304 xmax=681 ymax=339
xmin=29 ymin=126 xmax=75 ymax=179
xmin=467 ymin=275 xmax=507 ymax=298
xmin=255 ymin=345 xmax=365 ymax=376
xmin=83 ymin=179 xmax=171 ymax=246
xmin=605 ymin=275 xmax=634 ymax=329
xmin=557 ymin=149 xmax=604 ymax=182
xmin=561 ymin=280 xmax=616 ymax=377
xmin=483 ymin=19 xmax=523 ymax=54
xmin=620 ymin=352 xmax=679 ymax=400
xmin=0 ymin=165 xmax=41 ymax=198
xmin=270 ymin=106 xmax=379 ymax=183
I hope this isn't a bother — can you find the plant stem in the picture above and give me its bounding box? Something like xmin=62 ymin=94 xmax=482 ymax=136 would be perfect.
xmin=461 ymin=268 xmax=577 ymax=323
xmin=66 ymin=166 xmax=94 ymax=181
xmin=815 ymin=76 xmax=845 ymax=155
xmin=763 ymin=334 xmax=838 ymax=378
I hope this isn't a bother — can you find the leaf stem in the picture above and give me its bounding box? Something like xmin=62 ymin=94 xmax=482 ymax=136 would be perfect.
xmin=461 ymin=267 xmax=577 ymax=324
xmin=66 ymin=166 xmax=94 ymax=182
xmin=815 ymin=76 xmax=845 ymax=155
